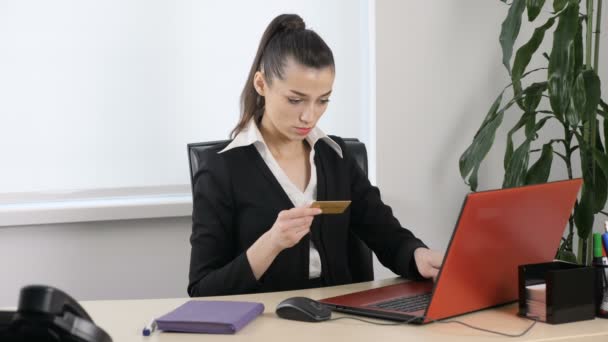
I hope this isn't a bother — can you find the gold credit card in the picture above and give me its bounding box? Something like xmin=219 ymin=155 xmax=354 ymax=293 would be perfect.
xmin=310 ymin=200 xmax=351 ymax=214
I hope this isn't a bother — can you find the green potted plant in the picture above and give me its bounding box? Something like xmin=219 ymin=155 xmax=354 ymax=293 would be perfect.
xmin=460 ymin=0 xmax=606 ymax=265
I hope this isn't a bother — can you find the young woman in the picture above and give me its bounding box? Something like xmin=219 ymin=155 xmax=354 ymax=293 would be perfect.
xmin=188 ymin=14 xmax=443 ymax=297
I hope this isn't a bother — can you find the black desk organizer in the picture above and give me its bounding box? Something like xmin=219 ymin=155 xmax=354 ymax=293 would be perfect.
xmin=593 ymin=262 xmax=608 ymax=318
xmin=518 ymin=261 xmax=596 ymax=324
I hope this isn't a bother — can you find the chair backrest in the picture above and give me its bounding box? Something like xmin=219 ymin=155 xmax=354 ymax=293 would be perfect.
xmin=187 ymin=138 xmax=374 ymax=283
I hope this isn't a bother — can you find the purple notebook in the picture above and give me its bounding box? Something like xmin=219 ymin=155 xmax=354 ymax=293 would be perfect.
xmin=155 ymin=300 xmax=264 ymax=334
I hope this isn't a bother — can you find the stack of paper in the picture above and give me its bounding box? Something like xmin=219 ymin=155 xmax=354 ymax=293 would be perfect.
xmin=525 ymin=283 xmax=546 ymax=322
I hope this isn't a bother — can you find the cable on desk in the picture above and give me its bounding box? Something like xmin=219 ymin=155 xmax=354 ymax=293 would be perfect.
xmin=328 ymin=315 xmax=539 ymax=338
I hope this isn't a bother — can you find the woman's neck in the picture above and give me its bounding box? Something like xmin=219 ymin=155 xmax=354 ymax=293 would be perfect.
xmin=258 ymin=116 xmax=308 ymax=160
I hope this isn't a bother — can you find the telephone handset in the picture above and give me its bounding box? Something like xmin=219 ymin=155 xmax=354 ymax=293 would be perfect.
xmin=0 ymin=285 xmax=112 ymax=342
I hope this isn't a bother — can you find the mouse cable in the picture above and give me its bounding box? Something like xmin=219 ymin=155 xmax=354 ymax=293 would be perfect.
xmin=328 ymin=315 xmax=539 ymax=338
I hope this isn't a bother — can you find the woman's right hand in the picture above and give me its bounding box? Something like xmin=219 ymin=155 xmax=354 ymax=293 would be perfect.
xmin=246 ymin=206 xmax=322 ymax=280
xmin=267 ymin=207 xmax=323 ymax=251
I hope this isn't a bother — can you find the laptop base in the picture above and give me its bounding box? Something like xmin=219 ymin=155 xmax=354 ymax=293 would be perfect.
xmin=327 ymin=304 xmax=426 ymax=324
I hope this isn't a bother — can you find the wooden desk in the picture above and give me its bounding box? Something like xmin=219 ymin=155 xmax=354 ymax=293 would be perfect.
xmin=82 ymin=278 xmax=608 ymax=342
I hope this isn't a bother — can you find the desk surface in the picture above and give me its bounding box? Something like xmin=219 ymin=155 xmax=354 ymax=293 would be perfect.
xmin=82 ymin=278 xmax=608 ymax=342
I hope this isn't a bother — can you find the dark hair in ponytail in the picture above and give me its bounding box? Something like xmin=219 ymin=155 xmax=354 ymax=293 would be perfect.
xmin=230 ymin=14 xmax=335 ymax=138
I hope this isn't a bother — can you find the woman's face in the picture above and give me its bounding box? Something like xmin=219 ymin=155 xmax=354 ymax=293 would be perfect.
xmin=254 ymin=57 xmax=335 ymax=142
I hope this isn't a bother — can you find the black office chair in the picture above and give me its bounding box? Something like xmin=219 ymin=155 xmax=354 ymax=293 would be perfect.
xmin=187 ymin=138 xmax=374 ymax=283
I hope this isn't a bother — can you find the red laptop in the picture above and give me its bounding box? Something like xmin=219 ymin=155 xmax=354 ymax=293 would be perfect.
xmin=320 ymin=179 xmax=583 ymax=324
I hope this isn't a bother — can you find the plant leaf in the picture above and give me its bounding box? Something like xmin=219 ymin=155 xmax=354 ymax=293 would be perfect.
xmin=585 ymin=70 xmax=601 ymax=122
xmin=593 ymin=172 xmax=608 ymax=213
xmin=547 ymin=2 xmax=579 ymax=121
xmin=526 ymin=143 xmax=553 ymax=184
xmin=601 ymin=99 xmax=608 ymax=112
xmin=500 ymin=0 xmax=527 ymax=74
xmin=469 ymin=165 xmax=480 ymax=192
xmin=525 ymin=115 xmax=554 ymax=142
xmin=568 ymin=70 xmax=591 ymax=126
xmin=503 ymin=140 xmax=531 ymax=188
xmin=575 ymin=130 xmax=594 ymax=241
xmin=569 ymin=69 xmax=597 ymax=128
xmin=504 ymin=83 xmax=549 ymax=169
xmin=592 ymin=124 xmax=608 ymax=212
xmin=460 ymin=93 xmax=504 ymax=190
xmin=585 ymin=74 xmax=601 ymax=166
xmin=522 ymin=82 xmax=548 ymax=113
xmin=586 ymin=132 xmax=608 ymax=213
xmin=526 ymin=0 xmax=546 ymax=21
xmin=553 ymin=0 xmax=568 ymax=12
xmin=524 ymin=112 xmax=536 ymax=139
xmin=474 ymin=93 xmax=504 ymax=138
xmin=505 ymin=117 xmax=525 ymax=170
xmin=512 ymin=17 xmax=555 ymax=102
xmin=574 ymin=185 xmax=594 ymax=239
xmin=574 ymin=71 xmax=602 ymax=213
xmin=574 ymin=15 xmax=584 ymax=75
xmin=556 ymin=249 xmax=578 ymax=263
xmin=591 ymin=147 xmax=608 ymax=183
xmin=504 ymin=112 xmax=535 ymax=170
xmin=604 ymin=108 xmax=608 ymax=162
xmin=535 ymin=115 xmax=553 ymax=132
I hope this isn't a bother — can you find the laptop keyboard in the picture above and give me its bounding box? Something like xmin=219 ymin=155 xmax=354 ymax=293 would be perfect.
xmin=369 ymin=293 xmax=432 ymax=313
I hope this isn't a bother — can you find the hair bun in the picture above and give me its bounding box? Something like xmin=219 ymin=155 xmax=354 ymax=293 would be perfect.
xmin=279 ymin=15 xmax=305 ymax=31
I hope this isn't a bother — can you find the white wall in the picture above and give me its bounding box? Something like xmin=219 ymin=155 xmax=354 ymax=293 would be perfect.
xmin=373 ymin=0 xmax=608 ymax=279
xmin=374 ymin=1 xmax=507 ymax=275
xmin=0 ymin=0 xmax=368 ymax=210
xmin=0 ymin=218 xmax=191 ymax=307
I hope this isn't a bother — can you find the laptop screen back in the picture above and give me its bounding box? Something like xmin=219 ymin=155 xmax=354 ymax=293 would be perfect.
xmin=423 ymin=179 xmax=582 ymax=322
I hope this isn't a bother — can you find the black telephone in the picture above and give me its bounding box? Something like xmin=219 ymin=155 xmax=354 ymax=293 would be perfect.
xmin=0 ymin=285 xmax=112 ymax=342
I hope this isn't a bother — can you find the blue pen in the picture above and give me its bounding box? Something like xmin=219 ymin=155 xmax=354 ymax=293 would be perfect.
xmin=142 ymin=319 xmax=157 ymax=336
xmin=603 ymin=221 xmax=608 ymax=257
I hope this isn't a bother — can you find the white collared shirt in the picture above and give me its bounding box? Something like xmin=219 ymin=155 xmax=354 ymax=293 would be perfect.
xmin=219 ymin=119 xmax=343 ymax=279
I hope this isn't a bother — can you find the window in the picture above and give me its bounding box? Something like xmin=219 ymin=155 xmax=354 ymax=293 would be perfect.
xmin=0 ymin=0 xmax=374 ymax=226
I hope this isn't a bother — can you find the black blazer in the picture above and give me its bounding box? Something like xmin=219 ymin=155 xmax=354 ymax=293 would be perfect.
xmin=187 ymin=136 xmax=427 ymax=297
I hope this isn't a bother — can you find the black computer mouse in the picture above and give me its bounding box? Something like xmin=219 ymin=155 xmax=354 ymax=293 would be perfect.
xmin=275 ymin=297 xmax=332 ymax=322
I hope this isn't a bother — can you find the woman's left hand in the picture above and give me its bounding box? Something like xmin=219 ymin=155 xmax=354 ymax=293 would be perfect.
xmin=413 ymin=248 xmax=444 ymax=282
